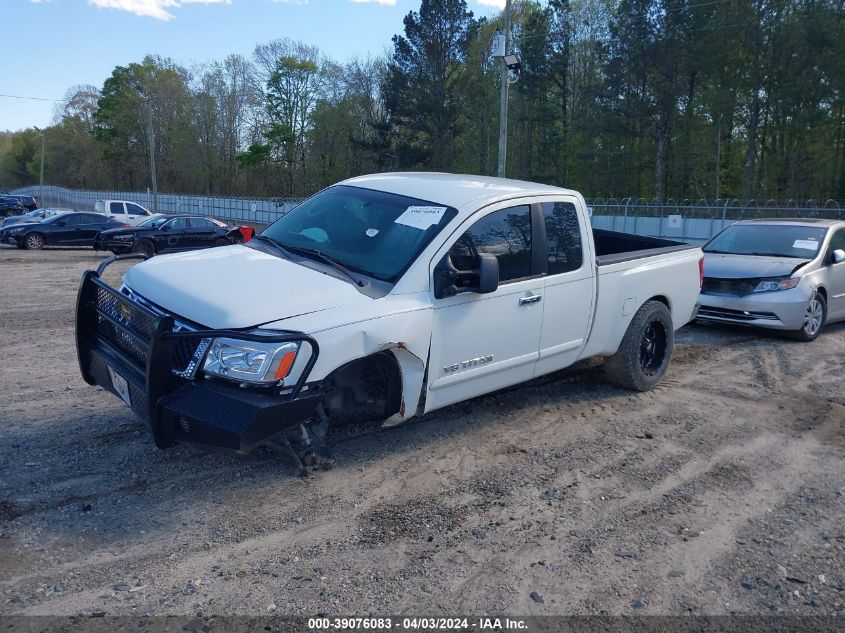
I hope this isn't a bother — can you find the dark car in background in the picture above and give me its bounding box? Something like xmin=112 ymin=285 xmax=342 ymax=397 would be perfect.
xmin=0 ymin=197 xmax=25 ymax=218
xmin=94 ymin=214 xmax=248 ymax=257
xmin=9 ymin=195 xmax=38 ymax=212
xmin=0 ymin=194 xmax=38 ymax=212
xmin=1 ymin=212 xmax=127 ymax=250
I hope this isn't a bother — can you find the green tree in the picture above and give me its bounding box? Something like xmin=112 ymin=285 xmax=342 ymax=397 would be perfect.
xmin=384 ymin=0 xmax=475 ymax=169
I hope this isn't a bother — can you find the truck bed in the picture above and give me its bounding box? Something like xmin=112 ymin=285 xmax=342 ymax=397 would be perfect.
xmin=593 ymin=229 xmax=697 ymax=266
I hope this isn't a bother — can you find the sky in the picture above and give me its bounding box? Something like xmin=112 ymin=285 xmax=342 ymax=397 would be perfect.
xmin=0 ymin=0 xmax=504 ymax=132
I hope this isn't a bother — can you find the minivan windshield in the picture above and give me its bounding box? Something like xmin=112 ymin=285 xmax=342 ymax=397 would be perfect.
xmin=258 ymin=185 xmax=458 ymax=282
xmin=704 ymin=224 xmax=828 ymax=259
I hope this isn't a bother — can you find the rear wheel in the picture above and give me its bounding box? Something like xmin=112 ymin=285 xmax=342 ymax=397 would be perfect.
xmin=24 ymin=233 xmax=44 ymax=250
xmin=135 ymin=239 xmax=155 ymax=258
xmin=604 ymin=300 xmax=674 ymax=391
xmin=788 ymin=291 xmax=826 ymax=342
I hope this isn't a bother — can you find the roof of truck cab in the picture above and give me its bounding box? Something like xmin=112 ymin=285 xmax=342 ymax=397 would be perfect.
xmin=339 ymin=172 xmax=578 ymax=210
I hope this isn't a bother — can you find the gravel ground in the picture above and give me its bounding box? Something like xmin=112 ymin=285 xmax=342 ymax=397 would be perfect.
xmin=0 ymin=246 xmax=843 ymax=617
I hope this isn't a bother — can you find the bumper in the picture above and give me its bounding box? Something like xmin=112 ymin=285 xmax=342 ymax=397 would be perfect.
xmin=2 ymin=230 xmax=22 ymax=245
xmin=698 ymin=289 xmax=809 ymax=330
xmin=76 ymin=255 xmax=321 ymax=452
xmin=93 ymin=236 xmax=133 ymax=252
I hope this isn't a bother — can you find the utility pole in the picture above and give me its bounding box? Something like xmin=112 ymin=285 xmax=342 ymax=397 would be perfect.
xmin=33 ymin=126 xmax=45 ymax=207
xmin=146 ymin=102 xmax=158 ymax=213
xmin=497 ymin=0 xmax=512 ymax=179
xmin=133 ymin=82 xmax=158 ymax=213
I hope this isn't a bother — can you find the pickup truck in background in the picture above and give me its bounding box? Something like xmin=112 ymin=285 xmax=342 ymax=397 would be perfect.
xmin=95 ymin=199 xmax=161 ymax=226
xmin=76 ymin=173 xmax=703 ymax=470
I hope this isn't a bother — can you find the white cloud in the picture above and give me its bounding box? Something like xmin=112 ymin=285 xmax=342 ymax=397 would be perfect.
xmin=349 ymin=0 xmax=396 ymax=4
xmin=475 ymin=0 xmax=505 ymax=8
xmin=87 ymin=0 xmax=231 ymax=21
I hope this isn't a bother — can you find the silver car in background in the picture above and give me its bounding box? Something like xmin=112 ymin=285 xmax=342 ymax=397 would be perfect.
xmin=698 ymin=219 xmax=845 ymax=341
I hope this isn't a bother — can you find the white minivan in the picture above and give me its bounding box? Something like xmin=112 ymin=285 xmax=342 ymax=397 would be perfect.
xmin=94 ymin=199 xmax=161 ymax=226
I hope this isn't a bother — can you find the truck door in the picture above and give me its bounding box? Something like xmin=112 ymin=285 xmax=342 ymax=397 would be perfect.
xmin=107 ymin=202 xmax=127 ymax=224
xmin=534 ymin=199 xmax=596 ymax=376
xmin=125 ymin=202 xmax=150 ymax=226
xmin=426 ymin=202 xmax=543 ymax=412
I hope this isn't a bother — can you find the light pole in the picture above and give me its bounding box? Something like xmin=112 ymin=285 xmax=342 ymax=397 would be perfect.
xmin=132 ymin=82 xmax=158 ymax=213
xmin=33 ymin=126 xmax=45 ymax=207
xmin=492 ymin=0 xmax=520 ymax=179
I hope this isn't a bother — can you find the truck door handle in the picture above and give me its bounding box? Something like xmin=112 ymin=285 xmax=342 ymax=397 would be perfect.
xmin=519 ymin=295 xmax=542 ymax=306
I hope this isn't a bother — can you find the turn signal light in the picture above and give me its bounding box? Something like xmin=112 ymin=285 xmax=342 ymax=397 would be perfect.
xmin=274 ymin=350 xmax=297 ymax=380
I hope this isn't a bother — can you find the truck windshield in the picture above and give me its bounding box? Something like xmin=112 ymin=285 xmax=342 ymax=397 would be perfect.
xmin=259 ymin=185 xmax=457 ymax=282
xmin=704 ymin=224 xmax=828 ymax=259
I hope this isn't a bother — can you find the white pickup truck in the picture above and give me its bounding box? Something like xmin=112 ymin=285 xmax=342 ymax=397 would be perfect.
xmin=94 ymin=199 xmax=160 ymax=226
xmin=76 ymin=173 xmax=702 ymax=469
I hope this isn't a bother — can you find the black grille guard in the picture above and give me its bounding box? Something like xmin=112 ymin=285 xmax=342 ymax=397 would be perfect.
xmin=76 ymin=253 xmax=320 ymax=448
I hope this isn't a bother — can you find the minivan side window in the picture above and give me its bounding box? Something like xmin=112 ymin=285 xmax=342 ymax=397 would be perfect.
xmin=126 ymin=203 xmax=148 ymax=216
xmin=448 ymin=205 xmax=532 ymax=283
xmin=542 ymin=201 xmax=583 ymax=274
xmin=109 ymin=202 xmax=126 ymax=215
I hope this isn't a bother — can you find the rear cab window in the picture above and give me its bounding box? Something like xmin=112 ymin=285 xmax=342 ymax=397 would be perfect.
xmin=541 ymin=201 xmax=584 ymax=274
xmin=109 ymin=202 xmax=126 ymax=215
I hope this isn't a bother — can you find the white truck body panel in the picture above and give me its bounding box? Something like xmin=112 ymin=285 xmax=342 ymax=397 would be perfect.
xmin=122 ymin=174 xmax=701 ymax=425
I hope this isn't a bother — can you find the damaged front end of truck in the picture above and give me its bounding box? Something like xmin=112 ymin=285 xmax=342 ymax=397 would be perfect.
xmin=75 ymin=254 xmax=332 ymax=471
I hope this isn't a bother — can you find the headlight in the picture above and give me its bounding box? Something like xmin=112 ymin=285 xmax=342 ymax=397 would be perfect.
xmin=753 ymin=277 xmax=800 ymax=293
xmin=202 ymin=336 xmax=299 ymax=385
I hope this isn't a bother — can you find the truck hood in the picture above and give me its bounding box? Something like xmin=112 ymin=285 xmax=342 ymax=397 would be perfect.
xmin=703 ymin=253 xmax=811 ymax=279
xmin=123 ymin=244 xmax=370 ymax=329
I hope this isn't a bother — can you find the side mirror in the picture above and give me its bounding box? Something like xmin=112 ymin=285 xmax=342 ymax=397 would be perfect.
xmin=433 ymin=252 xmax=499 ymax=299
xmin=833 ymin=249 xmax=845 ymax=264
xmin=476 ymin=253 xmax=499 ymax=294
xmin=56 ymin=221 xmax=65 ymax=227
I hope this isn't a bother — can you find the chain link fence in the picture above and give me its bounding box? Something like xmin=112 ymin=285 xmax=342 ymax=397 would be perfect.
xmin=8 ymin=186 xmax=844 ymax=242
xmin=587 ymin=197 xmax=843 ymax=243
xmin=8 ymin=185 xmax=301 ymax=227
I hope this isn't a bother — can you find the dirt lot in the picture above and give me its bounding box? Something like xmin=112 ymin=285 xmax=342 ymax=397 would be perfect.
xmin=0 ymin=246 xmax=843 ymax=617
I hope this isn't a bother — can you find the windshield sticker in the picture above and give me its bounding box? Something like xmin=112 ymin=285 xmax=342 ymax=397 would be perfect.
xmin=365 ymin=228 xmax=379 ymax=237
xmin=793 ymin=239 xmax=819 ymax=251
xmin=394 ymin=206 xmax=448 ymax=230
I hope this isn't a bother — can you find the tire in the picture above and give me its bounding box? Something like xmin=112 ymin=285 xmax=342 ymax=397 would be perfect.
xmin=788 ymin=291 xmax=826 ymax=342
xmin=604 ymin=300 xmax=674 ymax=392
xmin=215 ymin=238 xmax=229 ymax=247
xmin=135 ymin=239 xmax=155 ymax=258
xmin=24 ymin=233 xmax=45 ymax=250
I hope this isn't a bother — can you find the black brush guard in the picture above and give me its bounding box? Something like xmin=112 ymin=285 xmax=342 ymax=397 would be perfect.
xmin=75 ymin=254 xmax=321 ymax=452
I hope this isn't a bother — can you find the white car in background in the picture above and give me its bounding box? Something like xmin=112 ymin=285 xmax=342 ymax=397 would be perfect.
xmin=0 ymin=207 xmax=73 ymax=227
xmin=698 ymin=219 xmax=845 ymax=341
xmin=95 ymin=199 xmax=163 ymax=227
